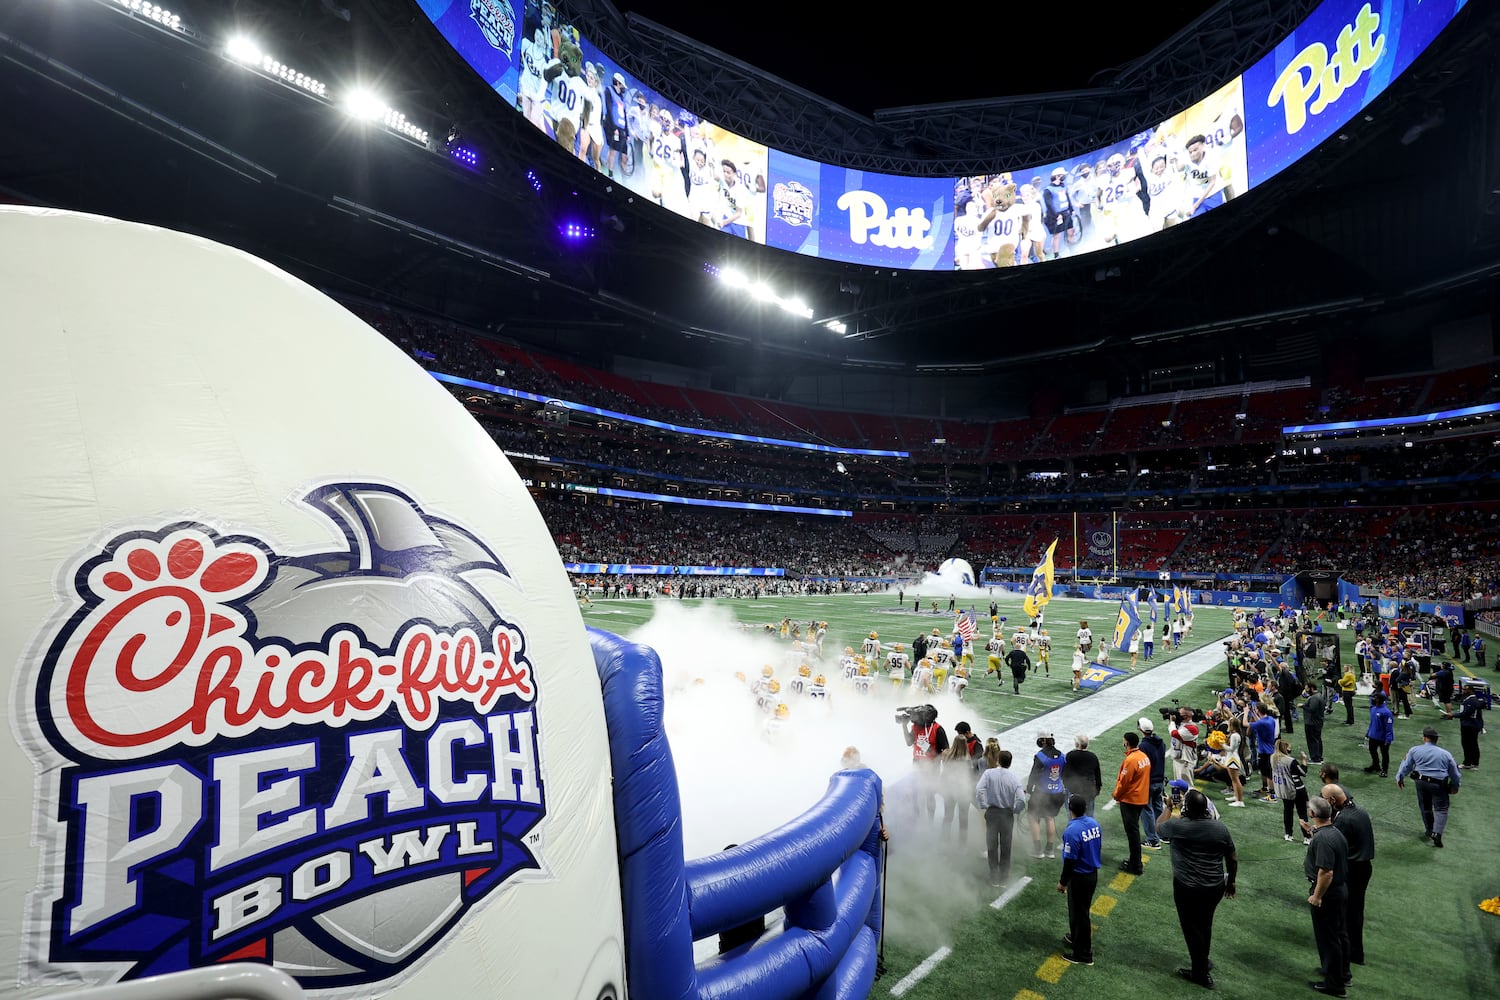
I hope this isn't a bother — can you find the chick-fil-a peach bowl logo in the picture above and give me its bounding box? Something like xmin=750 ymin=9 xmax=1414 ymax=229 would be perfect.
xmin=16 ymin=483 xmax=547 ymax=992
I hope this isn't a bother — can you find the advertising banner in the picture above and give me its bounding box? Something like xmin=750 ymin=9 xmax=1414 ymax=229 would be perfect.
xmin=768 ymin=152 xmax=953 ymax=269
xmin=564 ymin=563 xmax=786 ymax=576
xmin=1202 ymin=590 xmax=1282 ymax=608
xmin=421 ymin=0 xmax=521 ymax=104
xmin=1244 ymin=0 xmax=1468 ymax=185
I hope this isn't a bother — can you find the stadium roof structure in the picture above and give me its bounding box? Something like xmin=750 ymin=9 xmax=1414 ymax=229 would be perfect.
xmin=574 ymin=0 xmax=1322 ymax=174
xmin=0 ymin=0 xmax=1497 ymax=394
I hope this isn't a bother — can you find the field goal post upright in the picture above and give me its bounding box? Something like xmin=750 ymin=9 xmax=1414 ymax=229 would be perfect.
xmin=1110 ymin=510 xmax=1118 ymax=583
xmin=1072 ymin=512 xmax=1078 ymax=588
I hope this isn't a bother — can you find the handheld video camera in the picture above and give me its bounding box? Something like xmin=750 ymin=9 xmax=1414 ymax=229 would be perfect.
xmin=895 ymin=704 xmax=938 ymax=727
xmin=1160 ymin=698 xmax=1205 ymax=723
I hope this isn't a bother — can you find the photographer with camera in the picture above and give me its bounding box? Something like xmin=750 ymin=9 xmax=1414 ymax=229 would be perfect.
xmin=1158 ymin=788 xmax=1238 ymax=990
xmin=897 ymin=704 xmax=948 ymax=820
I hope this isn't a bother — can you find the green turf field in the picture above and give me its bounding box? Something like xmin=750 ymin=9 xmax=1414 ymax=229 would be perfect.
xmin=587 ymin=593 xmax=1500 ymax=1000
xmin=585 ymin=592 xmax=1219 ymax=736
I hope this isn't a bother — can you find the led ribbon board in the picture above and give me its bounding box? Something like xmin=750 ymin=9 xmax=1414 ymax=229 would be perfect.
xmin=433 ymin=371 xmax=909 ymax=457
xmin=419 ymin=0 xmax=1466 ymax=271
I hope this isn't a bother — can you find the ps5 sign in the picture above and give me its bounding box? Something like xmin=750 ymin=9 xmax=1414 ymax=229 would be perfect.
xmin=17 ymin=483 xmax=548 ymax=990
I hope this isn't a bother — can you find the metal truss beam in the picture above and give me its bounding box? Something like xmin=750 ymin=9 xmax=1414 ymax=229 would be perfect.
xmin=564 ymin=0 xmax=1319 ymax=174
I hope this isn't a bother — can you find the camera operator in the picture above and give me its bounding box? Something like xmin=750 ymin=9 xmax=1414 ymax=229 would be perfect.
xmin=1158 ymin=788 xmax=1237 ymax=989
xmin=898 ymin=704 xmax=948 ymax=820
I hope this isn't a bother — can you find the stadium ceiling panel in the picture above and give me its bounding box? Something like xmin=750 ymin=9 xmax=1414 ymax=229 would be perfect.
xmin=563 ymin=0 xmax=1320 ymax=173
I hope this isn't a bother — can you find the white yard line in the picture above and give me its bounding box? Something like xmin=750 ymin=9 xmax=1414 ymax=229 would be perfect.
xmin=886 ymin=877 xmax=1032 ymax=996
xmin=989 ymin=875 xmax=1033 ymax=910
xmin=889 ymin=945 xmax=952 ymax=997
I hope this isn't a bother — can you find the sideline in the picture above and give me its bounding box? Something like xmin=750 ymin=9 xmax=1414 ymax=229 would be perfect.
xmin=996 ymin=638 xmax=1231 ymax=746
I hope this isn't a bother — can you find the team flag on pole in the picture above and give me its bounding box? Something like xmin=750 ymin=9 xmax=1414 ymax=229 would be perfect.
xmin=1183 ymin=586 xmax=1195 ymax=619
xmin=955 ymin=612 xmax=976 ymax=644
xmin=1022 ymin=539 xmax=1057 ymax=619
xmin=1113 ymin=593 xmax=1142 ymax=652
xmin=1171 ymin=585 xmax=1186 ymax=616
xmin=1148 ymin=589 xmax=1159 ymax=624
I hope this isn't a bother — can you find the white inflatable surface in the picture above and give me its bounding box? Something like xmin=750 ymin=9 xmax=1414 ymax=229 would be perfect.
xmin=0 ymin=208 xmax=623 ymax=998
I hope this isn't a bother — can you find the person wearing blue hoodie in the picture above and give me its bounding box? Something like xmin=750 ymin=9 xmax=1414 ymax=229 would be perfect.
xmin=1362 ymin=693 xmax=1395 ymax=778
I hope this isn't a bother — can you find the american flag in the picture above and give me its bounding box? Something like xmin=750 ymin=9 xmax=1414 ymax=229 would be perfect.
xmin=955 ymin=612 xmax=976 ymax=643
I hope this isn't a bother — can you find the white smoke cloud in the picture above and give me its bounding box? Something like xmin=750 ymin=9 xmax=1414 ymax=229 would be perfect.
xmin=893 ymin=557 xmax=998 ymax=601
xmin=630 ymin=602 xmax=978 ymax=861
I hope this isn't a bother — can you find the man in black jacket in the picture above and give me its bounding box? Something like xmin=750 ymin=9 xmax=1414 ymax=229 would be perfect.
xmin=1063 ymin=734 xmax=1103 ymax=817
xmin=1159 ymin=789 xmax=1237 ymax=989
xmin=1322 ymin=784 xmax=1374 ymax=972
xmin=1007 ymin=645 xmax=1031 ymax=695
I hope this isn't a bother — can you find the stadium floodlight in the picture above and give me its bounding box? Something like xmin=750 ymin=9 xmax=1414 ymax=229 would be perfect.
xmin=224 ymin=35 xmax=328 ymax=99
xmin=718 ymin=267 xmax=748 ymax=289
xmin=344 ymin=90 xmax=429 ymax=144
xmin=381 ymin=108 xmax=430 ymax=145
xmin=780 ymin=296 xmax=809 ymax=317
xmin=225 ymin=35 xmax=262 ymax=64
xmin=116 ymin=0 xmax=183 ymax=32
xmin=750 ymin=282 xmax=775 ymax=303
xmin=345 ymin=89 xmax=387 ymax=121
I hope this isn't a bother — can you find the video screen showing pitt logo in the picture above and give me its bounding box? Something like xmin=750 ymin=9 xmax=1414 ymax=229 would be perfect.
xmin=419 ymin=0 xmax=522 ymax=105
xmin=769 ymin=151 xmax=954 ymax=269
xmin=1244 ymin=0 xmax=1466 ymax=185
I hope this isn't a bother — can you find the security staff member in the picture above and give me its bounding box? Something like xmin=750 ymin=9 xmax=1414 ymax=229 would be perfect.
xmin=1394 ymin=726 xmax=1461 ymax=847
xmin=1057 ymin=794 xmax=1101 ymax=967
xmin=1323 ymin=785 xmax=1374 ymax=968
xmin=1304 ymin=796 xmax=1350 ymax=997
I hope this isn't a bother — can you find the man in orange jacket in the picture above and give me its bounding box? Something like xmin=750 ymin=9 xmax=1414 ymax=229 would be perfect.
xmin=1113 ymin=731 xmax=1152 ymax=875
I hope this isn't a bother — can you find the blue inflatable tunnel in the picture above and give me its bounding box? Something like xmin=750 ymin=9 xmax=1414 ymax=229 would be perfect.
xmin=590 ymin=628 xmax=885 ymax=1000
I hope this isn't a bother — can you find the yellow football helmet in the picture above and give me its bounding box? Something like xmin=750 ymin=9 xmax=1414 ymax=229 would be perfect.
xmin=814 ymin=673 xmax=826 ymax=686
xmin=761 ymin=664 xmax=775 ymax=678
xmin=768 ymin=679 xmax=781 ymax=694
xmin=798 ymin=664 xmax=812 ymax=677
xmin=775 ymin=702 xmax=790 ymax=719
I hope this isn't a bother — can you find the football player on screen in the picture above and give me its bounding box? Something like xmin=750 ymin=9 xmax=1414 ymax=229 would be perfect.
xmin=517 ymin=29 xmax=550 ymax=131
xmin=717 ymin=159 xmax=752 ymax=239
xmin=1143 ymin=153 xmax=1182 ymax=232
xmin=1182 ymin=134 xmax=1230 ymax=218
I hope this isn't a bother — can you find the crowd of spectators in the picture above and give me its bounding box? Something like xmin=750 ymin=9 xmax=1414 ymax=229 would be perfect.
xmin=333 ymin=296 xmax=1500 ymax=598
xmin=535 ymin=493 xmax=1500 ymax=600
xmin=338 ymin=295 xmax=1497 ymax=466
